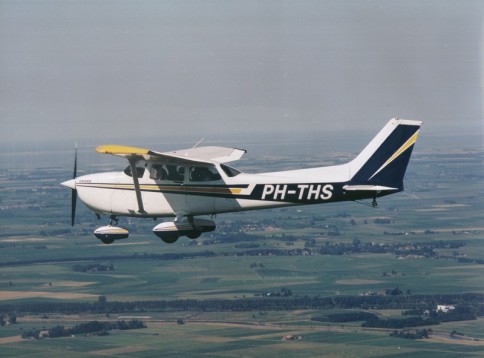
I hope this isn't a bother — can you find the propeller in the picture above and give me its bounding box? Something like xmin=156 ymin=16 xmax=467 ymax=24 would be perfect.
xmin=61 ymin=145 xmax=78 ymax=226
xmin=71 ymin=144 xmax=78 ymax=226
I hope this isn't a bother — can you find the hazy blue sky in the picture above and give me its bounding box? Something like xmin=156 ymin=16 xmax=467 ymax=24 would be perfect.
xmin=0 ymin=0 xmax=482 ymax=145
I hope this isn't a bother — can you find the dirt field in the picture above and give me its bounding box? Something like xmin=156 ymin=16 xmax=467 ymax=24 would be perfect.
xmin=429 ymin=334 xmax=484 ymax=346
xmin=0 ymin=336 xmax=23 ymax=345
xmin=336 ymin=279 xmax=383 ymax=285
xmin=90 ymin=345 xmax=152 ymax=356
xmin=40 ymin=281 xmax=96 ymax=288
xmin=0 ymin=291 xmax=97 ymax=300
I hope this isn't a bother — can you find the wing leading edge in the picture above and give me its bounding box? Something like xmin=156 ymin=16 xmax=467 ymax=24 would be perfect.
xmin=95 ymin=145 xmax=246 ymax=165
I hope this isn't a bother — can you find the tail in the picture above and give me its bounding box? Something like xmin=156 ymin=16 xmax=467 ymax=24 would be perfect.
xmin=347 ymin=118 xmax=422 ymax=191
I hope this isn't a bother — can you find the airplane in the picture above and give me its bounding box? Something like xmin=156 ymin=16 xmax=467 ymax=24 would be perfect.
xmin=61 ymin=118 xmax=422 ymax=244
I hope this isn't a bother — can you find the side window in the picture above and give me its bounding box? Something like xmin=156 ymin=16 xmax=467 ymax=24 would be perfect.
xmin=148 ymin=164 xmax=185 ymax=182
xmin=150 ymin=164 xmax=168 ymax=180
xmin=166 ymin=165 xmax=185 ymax=182
xmin=124 ymin=166 xmax=146 ymax=178
xmin=189 ymin=166 xmax=222 ymax=182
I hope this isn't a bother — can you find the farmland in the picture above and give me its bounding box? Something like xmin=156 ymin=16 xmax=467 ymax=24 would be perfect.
xmin=0 ymin=133 xmax=483 ymax=356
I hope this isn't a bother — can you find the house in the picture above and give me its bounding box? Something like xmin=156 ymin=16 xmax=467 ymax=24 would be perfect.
xmin=436 ymin=305 xmax=455 ymax=313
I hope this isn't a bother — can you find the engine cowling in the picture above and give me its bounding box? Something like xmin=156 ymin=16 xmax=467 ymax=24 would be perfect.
xmin=153 ymin=218 xmax=216 ymax=243
xmin=94 ymin=225 xmax=129 ymax=244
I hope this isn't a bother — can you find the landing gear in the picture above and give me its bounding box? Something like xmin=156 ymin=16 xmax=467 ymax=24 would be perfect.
xmin=159 ymin=230 xmax=201 ymax=242
xmin=372 ymin=197 xmax=378 ymax=208
xmin=109 ymin=215 xmax=119 ymax=226
xmin=100 ymin=237 xmax=115 ymax=244
xmin=153 ymin=217 xmax=215 ymax=242
xmin=185 ymin=215 xmax=202 ymax=239
xmin=93 ymin=217 xmax=129 ymax=244
xmin=187 ymin=231 xmax=201 ymax=239
xmin=160 ymin=234 xmax=180 ymax=244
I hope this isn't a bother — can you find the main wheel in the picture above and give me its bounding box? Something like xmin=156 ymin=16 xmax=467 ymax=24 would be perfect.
xmin=187 ymin=231 xmax=201 ymax=239
xmin=160 ymin=235 xmax=179 ymax=244
xmin=100 ymin=237 xmax=114 ymax=244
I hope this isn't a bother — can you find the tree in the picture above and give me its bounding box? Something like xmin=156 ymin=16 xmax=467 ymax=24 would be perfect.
xmin=386 ymin=287 xmax=403 ymax=296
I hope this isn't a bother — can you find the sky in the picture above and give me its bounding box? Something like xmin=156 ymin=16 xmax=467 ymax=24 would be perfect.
xmin=0 ymin=0 xmax=482 ymax=146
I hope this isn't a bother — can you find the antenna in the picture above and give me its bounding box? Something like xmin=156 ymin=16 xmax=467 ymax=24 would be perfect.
xmin=185 ymin=137 xmax=205 ymax=157
xmin=192 ymin=137 xmax=205 ymax=149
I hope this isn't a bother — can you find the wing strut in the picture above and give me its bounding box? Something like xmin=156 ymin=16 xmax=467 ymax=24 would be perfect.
xmin=128 ymin=158 xmax=145 ymax=214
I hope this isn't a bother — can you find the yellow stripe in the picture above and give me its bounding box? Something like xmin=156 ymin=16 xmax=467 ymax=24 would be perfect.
xmin=369 ymin=130 xmax=419 ymax=180
xmin=109 ymin=229 xmax=128 ymax=233
xmin=95 ymin=145 xmax=149 ymax=156
xmin=98 ymin=228 xmax=128 ymax=233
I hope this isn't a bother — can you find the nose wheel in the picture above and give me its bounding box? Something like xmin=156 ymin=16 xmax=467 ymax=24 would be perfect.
xmin=94 ymin=217 xmax=129 ymax=244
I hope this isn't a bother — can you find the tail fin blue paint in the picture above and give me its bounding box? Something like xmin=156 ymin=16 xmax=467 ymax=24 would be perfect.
xmin=348 ymin=119 xmax=422 ymax=191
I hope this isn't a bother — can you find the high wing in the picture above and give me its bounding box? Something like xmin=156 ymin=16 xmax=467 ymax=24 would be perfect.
xmin=95 ymin=145 xmax=246 ymax=165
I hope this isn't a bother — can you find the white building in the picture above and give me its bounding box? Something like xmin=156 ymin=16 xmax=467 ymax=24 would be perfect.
xmin=436 ymin=305 xmax=455 ymax=313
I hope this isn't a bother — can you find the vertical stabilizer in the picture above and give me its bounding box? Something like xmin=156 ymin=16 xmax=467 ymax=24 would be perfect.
xmin=348 ymin=119 xmax=422 ymax=190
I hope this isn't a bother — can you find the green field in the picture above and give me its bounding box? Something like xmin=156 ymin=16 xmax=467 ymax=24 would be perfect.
xmin=0 ymin=138 xmax=483 ymax=356
xmin=1 ymin=315 xmax=484 ymax=357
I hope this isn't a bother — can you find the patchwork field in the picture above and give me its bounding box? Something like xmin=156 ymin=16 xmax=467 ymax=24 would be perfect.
xmin=0 ymin=135 xmax=483 ymax=356
xmin=1 ymin=314 xmax=483 ymax=357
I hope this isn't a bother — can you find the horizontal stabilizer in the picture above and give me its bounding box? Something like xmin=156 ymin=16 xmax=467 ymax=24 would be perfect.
xmin=343 ymin=185 xmax=399 ymax=192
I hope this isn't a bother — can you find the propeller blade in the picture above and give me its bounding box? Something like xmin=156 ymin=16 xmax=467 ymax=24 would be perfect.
xmin=71 ymin=144 xmax=78 ymax=226
xmin=71 ymin=189 xmax=77 ymax=226
xmin=73 ymin=143 xmax=78 ymax=179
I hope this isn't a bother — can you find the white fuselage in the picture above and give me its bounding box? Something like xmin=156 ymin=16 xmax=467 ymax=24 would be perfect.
xmin=72 ymin=160 xmax=351 ymax=218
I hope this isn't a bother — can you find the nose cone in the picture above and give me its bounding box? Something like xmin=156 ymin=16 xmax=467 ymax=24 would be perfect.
xmin=61 ymin=179 xmax=76 ymax=190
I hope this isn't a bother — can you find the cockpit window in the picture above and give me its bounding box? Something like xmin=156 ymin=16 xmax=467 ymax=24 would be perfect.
xmin=189 ymin=166 xmax=222 ymax=182
xmin=124 ymin=166 xmax=146 ymax=178
xmin=220 ymin=164 xmax=241 ymax=177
